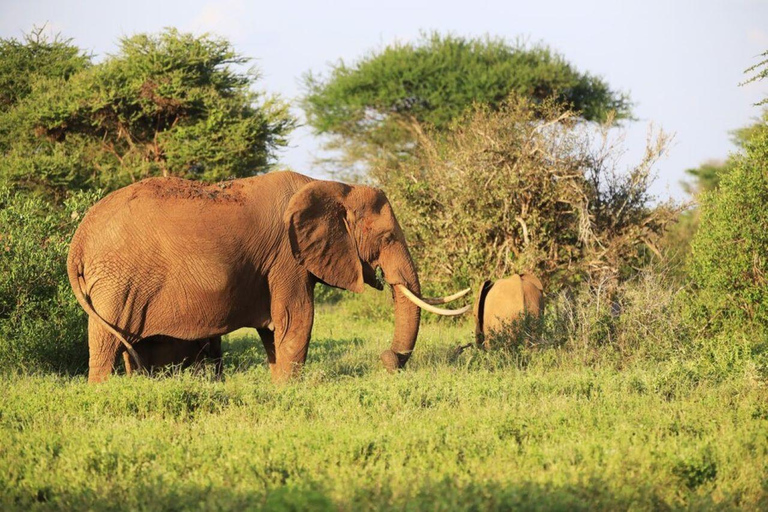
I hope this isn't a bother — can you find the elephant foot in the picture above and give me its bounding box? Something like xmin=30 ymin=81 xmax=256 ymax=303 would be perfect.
xmin=380 ymin=350 xmax=409 ymax=372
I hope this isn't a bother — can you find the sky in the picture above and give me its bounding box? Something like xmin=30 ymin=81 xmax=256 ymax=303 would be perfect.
xmin=1 ymin=0 xmax=766 ymax=199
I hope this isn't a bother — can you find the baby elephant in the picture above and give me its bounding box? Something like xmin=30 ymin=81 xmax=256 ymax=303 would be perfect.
xmin=473 ymin=274 xmax=544 ymax=348
xmin=123 ymin=336 xmax=223 ymax=378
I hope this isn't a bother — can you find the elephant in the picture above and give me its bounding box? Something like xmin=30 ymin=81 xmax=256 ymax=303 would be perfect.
xmin=122 ymin=336 xmax=223 ymax=378
xmin=67 ymin=170 xmax=469 ymax=383
xmin=473 ymin=274 xmax=544 ymax=348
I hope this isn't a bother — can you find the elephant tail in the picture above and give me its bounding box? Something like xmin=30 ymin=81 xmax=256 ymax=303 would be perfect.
xmin=473 ymin=280 xmax=493 ymax=346
xmin=67 ymin=252 xmax=143 ymax=369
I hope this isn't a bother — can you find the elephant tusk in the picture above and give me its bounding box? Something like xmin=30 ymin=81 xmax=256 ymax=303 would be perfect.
xmin=396 ymin=285 xmax=471 ymax=316
xmin=420 ymin=287 xmax=471 ymax=305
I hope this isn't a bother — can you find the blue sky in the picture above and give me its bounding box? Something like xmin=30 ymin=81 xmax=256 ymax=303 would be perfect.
xmin=1 ymin=0 xmax=766 ymax=199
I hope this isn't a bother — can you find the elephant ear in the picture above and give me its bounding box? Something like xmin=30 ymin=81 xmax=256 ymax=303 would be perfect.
xmin=285 ymin=181 xmax=365 ymax=293
xmin=521 ymin=273 xmax=543 ymax=292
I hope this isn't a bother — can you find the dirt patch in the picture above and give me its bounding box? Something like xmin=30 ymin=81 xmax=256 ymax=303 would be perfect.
xmin=135 ymin=177 xmax=246 ymax=204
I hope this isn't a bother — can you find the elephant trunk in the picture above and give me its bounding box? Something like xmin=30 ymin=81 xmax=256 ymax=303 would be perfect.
xmin=380 ymin=244 xmax=421 ymax=372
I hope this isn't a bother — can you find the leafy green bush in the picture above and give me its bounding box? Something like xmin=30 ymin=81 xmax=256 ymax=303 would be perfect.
xmin=0 ymin=188 xmax=99 ymax=374
xmin=0 ymin=28 xmax=294 ymax=199
xmin=0 ymin=26 xmax=90 ymax=115
xmin=688 ymin=126 xmax=768 ymax=333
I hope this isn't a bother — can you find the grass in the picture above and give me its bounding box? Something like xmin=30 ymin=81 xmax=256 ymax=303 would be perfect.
xmin=1 ymin=291 xmax=767 ymax=511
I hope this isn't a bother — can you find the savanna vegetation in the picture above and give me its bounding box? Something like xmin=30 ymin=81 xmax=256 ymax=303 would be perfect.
xmin=1 ymin=27 xmax=767 ymax=511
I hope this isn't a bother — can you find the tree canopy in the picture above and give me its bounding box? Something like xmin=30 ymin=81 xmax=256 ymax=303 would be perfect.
xmin=302 ymin=32 xmax=631 ymax=172
xmin=0 ymin=28 xmax=295 ymax=198
xmin=0 ymin=26 xmax=90 ymax=114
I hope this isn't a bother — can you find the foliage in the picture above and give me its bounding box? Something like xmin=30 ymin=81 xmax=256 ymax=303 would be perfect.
xmin=688 ymin=126 xmax=768 ymax=332
xmin=659 ymin=160 xmax=726 ymax=272
xmin=0 ymin=26 xmax=90 ymax=115
xmin=680 ymin=160 xmax=725 ymax=197
xmin=374 ymin=96 xmax=676 ymax=292
xmin=0 ymin=188 xmax=100 ymax=374
xmin=0 ymin=28 xmax=295 ymax=199
xmin=741 ymin=49 xmax=768 ymax=105
xmin=302 ymin=32 xmax=631 ymax=173
xmin=661 ymin=110 xmax=768 ymax=274
xmin=731 ymin=108 xmax=768 ymax=149
xmin=0 ymin=300 xmax=766 ymax=510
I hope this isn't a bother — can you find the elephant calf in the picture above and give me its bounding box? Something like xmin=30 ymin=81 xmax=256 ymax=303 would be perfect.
xmin=123 ymin=336 xmax=223 ymax=378
xmin=473 ymin=274 xmax=544 ymax=348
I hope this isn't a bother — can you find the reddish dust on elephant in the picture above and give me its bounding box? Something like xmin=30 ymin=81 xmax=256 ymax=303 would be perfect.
xmin=67 ymin=171 xmax=469 ymax=383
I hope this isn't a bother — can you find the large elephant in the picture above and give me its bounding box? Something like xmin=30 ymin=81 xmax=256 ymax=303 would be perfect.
xmin=123 ymin=336 xmax=223 ymax=378
xmin=473 ymin=274 xmax=544 ymax=348
xmin=67 ymin=171 xmax=468 ymax=383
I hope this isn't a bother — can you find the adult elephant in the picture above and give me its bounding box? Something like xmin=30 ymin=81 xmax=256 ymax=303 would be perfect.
xmin=67 ymin=171 xmax=468 ymax=383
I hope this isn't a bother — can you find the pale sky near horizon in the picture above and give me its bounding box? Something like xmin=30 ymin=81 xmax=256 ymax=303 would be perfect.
xmin=1 ymin=0 xmax=766 ymax=199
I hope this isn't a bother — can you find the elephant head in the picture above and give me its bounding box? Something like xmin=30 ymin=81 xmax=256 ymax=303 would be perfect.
xmin=285 ymin=180 xmax=469 ymax=371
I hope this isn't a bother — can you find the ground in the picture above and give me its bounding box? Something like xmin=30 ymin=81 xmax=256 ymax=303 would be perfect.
xmin=1 ymin=293 xmax=766 ymax=511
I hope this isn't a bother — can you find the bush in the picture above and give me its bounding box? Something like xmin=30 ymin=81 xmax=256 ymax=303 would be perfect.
xmin=0 ymin=29 xmax=294 ymax=199
xmin=0 ymin=188 xmax=100 ymax=374
xmin=374 ymin=95 xmax=677 ymax=293
xmin=688 ymin=127 xmax=768 ymax=333
xmin=541 ymin=270 xmax=690 ymax=361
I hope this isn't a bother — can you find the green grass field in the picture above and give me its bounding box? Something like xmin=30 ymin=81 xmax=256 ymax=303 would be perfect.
xmin=1 ymin=292 xmax=767 ymax=511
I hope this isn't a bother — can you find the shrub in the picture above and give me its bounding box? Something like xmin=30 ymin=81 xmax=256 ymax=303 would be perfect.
xmin=0 ymin=188 xmax=99 ymax=374
xmin=688 ymin=126 xmax=768 ymax=333
xmin=0 ymin=29 xmax=295 ymax=199
xmin=374 ymin=95 xmax=677 ymax=293
xmin=541 ymin=269 xmax=690 ymax=361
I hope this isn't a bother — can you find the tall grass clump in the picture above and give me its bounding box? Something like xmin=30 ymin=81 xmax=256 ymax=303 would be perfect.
xmin=0 ymin=188 xmax=99 ymax=374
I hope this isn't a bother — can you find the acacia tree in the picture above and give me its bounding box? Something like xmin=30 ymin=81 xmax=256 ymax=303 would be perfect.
xmin=0 ymin=28 xmax=295 ymax=198
xmin=302 ymin=32 xmax=631 ymax=174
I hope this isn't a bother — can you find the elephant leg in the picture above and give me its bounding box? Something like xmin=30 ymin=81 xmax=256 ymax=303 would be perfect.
xmin=87 ymin=317 xmax=123 ymax=383
xmin=257 ymin=328 xmax=276 ymax=375
xmin=205 ymin=336 xmax=224 ymax=380
xmin=210 ymin=336 xmax=224 ymax=380
xmin=270 ymin=302 xmax=314 ymax=383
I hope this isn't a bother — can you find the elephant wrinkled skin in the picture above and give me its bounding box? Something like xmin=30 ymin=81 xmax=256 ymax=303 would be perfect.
xmin=68 ymin=171 xmax=466 ymax=383
xmin=474 ymin=274 xmax=544 ymax=348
